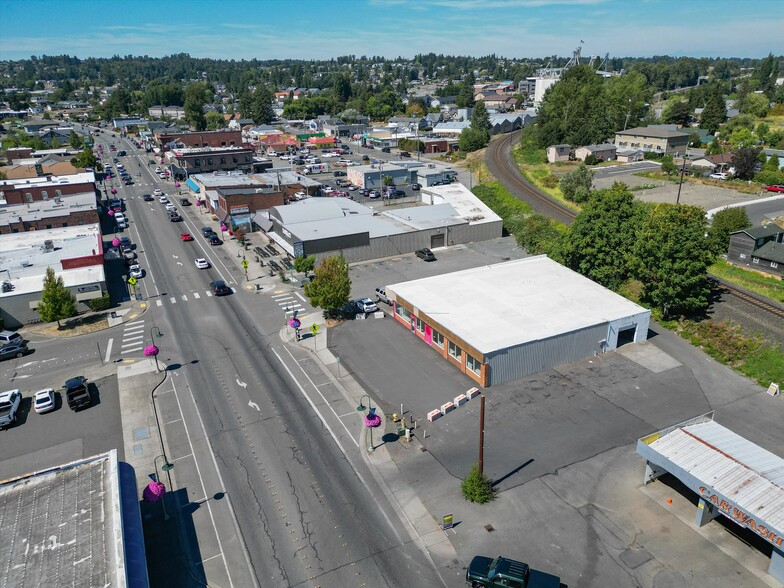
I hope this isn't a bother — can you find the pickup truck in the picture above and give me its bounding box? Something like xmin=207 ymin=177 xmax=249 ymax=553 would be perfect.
xmin=0 ymin=389 xmax=22 ymax=429
xmin=466 ymin=555 xmax=561 ymax=588
xmin=65 ymin=376 xmax=92 ymax=411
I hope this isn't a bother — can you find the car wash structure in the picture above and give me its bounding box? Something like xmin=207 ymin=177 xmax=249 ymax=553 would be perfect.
xmin=637 ymin=412 xmax=784 ymax=583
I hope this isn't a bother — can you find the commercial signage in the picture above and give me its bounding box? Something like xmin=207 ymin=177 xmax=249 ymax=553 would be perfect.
xmin=230 ymin=205 xmax=249 ymax=214
xmin=293 ymin=241 xmax=304 ymax=257
xmin=698 ymin=486 xmax=783 ymax=547
xmin=442 ymin=513 xmax=454 ymax=530
xmin=76 ymin=284 xmax=100 ymax=294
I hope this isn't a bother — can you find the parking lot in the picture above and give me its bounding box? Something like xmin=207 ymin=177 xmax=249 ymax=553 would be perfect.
xmin=329 ymin=239 xmax=784 ymax=587
xmin=0 ymin=375 xmax=123 ymax=481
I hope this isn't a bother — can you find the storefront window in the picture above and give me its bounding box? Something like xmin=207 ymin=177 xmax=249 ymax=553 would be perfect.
xmin=416 ymin=317 xmax=425 ymax=333
xmin=396 ymin=305 xmax=411 ymax=320
xmin=466 ymin=354 xmax=481 ymax=375
xmin=448 ymin=341 xmax=462 ymax=361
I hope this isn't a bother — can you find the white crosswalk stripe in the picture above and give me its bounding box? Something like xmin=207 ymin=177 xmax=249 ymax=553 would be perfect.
xmin=156 ymin=299 xmax=162 ymax=306
xmin=182 ymin=294 xmax=188 ymax=301
xmin=170 ymin=296 xmax=177 ymax=304
xmin=193 ymin=292 xmax=200 ymax=299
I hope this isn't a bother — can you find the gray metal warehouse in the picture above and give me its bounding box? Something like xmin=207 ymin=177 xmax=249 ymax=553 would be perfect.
xmin=386 ymin=256 xmax=651 ymax=387
xmin=637 ymin=413 xmax=784 ymax=583
xmin=266 ymin=184 xmax=502 ymax=262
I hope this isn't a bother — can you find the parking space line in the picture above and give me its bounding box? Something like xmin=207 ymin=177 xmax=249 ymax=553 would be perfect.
xmin=198 ymin=554 xmax=223 ymax=564
xmin=104 ymin=338 xmax=113 ymax=363
xmin=170 ymin=453 xmax=193 ymax=462
xmin=338 ymin=411 xmax=356 ymax=418
xmin=164 ymin=418 xmax=182 ymax=425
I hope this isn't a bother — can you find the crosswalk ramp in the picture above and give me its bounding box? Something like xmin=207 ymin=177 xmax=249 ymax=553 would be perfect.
xmin=271 ymin=292 xmax=311 ymax=317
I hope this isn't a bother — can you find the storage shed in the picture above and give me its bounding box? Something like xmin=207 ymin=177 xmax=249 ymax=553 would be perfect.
xmin=386 ymin=256 xmax=651 ymax=386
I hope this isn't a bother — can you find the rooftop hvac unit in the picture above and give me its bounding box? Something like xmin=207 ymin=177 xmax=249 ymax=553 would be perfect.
xmin=44 ymin=240 xmax=54 ymax=251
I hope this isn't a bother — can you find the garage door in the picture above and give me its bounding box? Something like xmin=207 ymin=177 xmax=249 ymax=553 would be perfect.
xmin=430 ymin=234 xmax=445 ymax=248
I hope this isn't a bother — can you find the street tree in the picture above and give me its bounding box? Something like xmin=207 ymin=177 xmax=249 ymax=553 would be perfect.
xmin=38 ymin=267 xmax=78 ymax=328
xmin=461 ymin=463 xmax=494 ymax=504
xmin=558 ymin=163 xmax=594 ymax=203
xmin=708 ymin=207 xmax=751 ymax=255
xmin=69 ymin=130 xmax=83 ymax=149
xmin=631 ymin=203 xmax=714 ymax=318
xmin=554 ymin=183 xmax=644 ymax=290
xmin=303 ymin=254 xmax=351 ymax=313
xmin=292 ymin=255 xmax=316 ymax=273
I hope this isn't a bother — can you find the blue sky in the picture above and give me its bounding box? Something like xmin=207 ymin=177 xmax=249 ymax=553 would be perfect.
xmin=0 ymin=0 xmax=780 ymax=62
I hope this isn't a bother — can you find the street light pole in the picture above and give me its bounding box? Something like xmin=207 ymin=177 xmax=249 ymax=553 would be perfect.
xmin=150 ymin=326 xmax=163 ymax=372
xmin=676 ymin=149 xmax=690 ymax=205
xmin=153 ymin=454 xmax=174 ymax=521
xmin=356 ymin=394 xmax=375 ymax=453
xmin=478 ymin=394 xmax=485 ymax=475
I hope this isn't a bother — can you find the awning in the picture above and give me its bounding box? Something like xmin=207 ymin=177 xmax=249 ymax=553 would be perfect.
xmin=186 ymin=179 xmax=200 ymax=193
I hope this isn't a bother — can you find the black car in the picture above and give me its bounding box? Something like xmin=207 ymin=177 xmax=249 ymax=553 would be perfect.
xmin=411 ymin=183 xmax=421 ymax=191
xmin=399 ymin=151 xmax=411 ymax=158
xmin=210 ymin=280 xmax=231 ymax=296
xmin=120 ymin=236 xmax=132 ymax=248
xmin=143 ymin=194 xmax=154 ymax=201
xmin=209 ymin=234 xmax=222 ymax=245
xmin=201 ymin=226 xmax=215 ymax=237
xmin=415 ymin=248 xmax=436 ymax=262
xmin=0 ymin=343 xmax=29 ymax=361
xmin=180 ymin=198 xmax=191 ymax=206
xmin=381 ymin=147 xmax=391 ymax=153
xmin=333 ymin=170 xmax=347 ymax=177
xmin=169 ymin=213 xmax=182 ymax=222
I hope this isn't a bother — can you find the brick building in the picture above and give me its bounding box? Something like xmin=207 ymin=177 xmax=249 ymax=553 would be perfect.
xmin=157 ymin=130 xmax=242 ymax=149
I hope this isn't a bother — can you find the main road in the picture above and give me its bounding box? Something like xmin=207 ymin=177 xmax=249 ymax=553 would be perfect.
xmin=95 ymin=131 xmax=447 ymax=587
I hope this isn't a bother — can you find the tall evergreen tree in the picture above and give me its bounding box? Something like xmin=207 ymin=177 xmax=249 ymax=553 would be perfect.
xmin=700 ymin=86 xmax=727 ymax=134
xmin=38 ymin=267 xmax=78 ymax=328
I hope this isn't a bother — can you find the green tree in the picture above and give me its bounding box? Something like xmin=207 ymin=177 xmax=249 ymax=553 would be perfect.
xmin=38 ymin=267 xmax=78 ymax=328
xmin=70 ymin=146 xmax=97 ymax=169
xmin=559 ymin=163 xmax=594 ymax=203
xmin=184 ymin=82 xmax=212 ymax=131
xmin=461 ymin=463 xmax=494 ymax=504
xmin=662 ymin=99 xmax=692 ymax=126
xmin=731 ymin=147 xmax=762 ymax=180
xmin=708 ymin=207 xmax=751 ymax=255
xmin=205 ymin=111 xmax=224 ymax=130
xmin=554 ymin=183 xmax=644 ymax=290
xmin=660 ymin=154 xmax=678 ymax=176
xmin=699 ymin=87 xmax=727 ymax=134
xmin=249 ymin=86 xmax=275 ymax=124
xmin=470 ymin=101 xmax=491 ymax=137
xmin=705 ymin=138 xmax=724 ymax=156
xmin=69 ymin=130 xmax=84 ymax=149
xmin=292 ymin=255 xmax=316 ymax=273
xmin=456 ymin=73 xmax=475 ymax=108
xmin=631 ymin=204 xmax=713 ymax=318
xmin=729 ymin=127 xmax=757 ymax=150
xmin=458 ymin=127 xmax=489 ymax=153
xmin=741 ymin=93 xmax=770 ymax=118
xmin=303 ymin=254 xmax=351 ymax=312
xmin=43 ymin=111 xmax=52 ymax=120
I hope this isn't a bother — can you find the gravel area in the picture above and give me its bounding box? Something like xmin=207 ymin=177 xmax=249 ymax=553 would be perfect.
xmin=593 ymin=173 xmax=770 ymax=211
xmin=707 ymin=284 xmax=784 ymax=349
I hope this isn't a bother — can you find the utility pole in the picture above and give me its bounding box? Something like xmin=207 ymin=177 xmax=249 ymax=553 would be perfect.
xmin=478 ymin=394 xmax=485 ymax=475
xmin=676 ymin=149 xmax=689 ymax=204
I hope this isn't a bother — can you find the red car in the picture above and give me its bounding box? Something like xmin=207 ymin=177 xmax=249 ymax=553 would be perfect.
xmin=180 ymin=233 xmax=193 ymax=242
xmin=763 ymin=184 xmax=784 ymax=193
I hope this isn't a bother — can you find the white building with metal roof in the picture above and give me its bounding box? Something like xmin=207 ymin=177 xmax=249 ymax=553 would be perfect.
xmin=638 ymin=413 xmax=784 ymax=583
xmin=386 ymin=255 xmax=650 ymax=386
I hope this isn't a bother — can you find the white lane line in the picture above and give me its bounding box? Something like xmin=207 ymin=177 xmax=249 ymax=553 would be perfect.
xmin=156 ymin=299 xmax=163 ymax=306
xmin=170 ymin=296 xmax=177 ymax=304
xmin=294 ymin=292 xmax=307 ymax=303
xmin=104 ymin=338 xmax=114 ymax=363
xmin=170 ymin=378 xmax=240 ymax=588
xmin=193 ymin=292 xmax=201 ymax=299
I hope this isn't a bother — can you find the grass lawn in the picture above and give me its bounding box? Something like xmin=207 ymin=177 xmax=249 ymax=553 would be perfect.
xmin=709 ymin=260 xmax=784 ymax=303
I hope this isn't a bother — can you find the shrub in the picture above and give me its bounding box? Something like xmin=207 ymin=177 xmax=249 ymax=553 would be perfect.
xmin=461 ymin=463 xmax=494 ymax=503
xmin=87 ymin=294 xmax=112 ymax=312
xmin=541 ymin=174 xmax=559 ymax=189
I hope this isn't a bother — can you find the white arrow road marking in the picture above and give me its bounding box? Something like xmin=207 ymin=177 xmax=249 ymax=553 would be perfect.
xmin=236 ymin=378 xmax=247 ymax=388
xmin=172 ymin=255 xmax=179 ymax=259
xmin=248 ymin=400 xmax=260 ymax=412
xmin=177 ymin=262 xmax=183 ymax=266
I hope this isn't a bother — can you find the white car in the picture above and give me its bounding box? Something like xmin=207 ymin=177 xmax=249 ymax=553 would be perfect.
xmin=159 ymin=173 xmax=167 ymax=179
xmin=155 ymin=167 xmax=162 ymax=173
xmin=0 ymin=389 xmax=22 ymax=428
xmin=159 ymin=195 xmax=169 ymax=203
xmin=709 ymin=172 xmax=729 ymax=180
xmin=165 ymin=203 xmax=176 ymax=211
xmin=354 ymin=297 xmax=379 ymax=314
xmin=195 ymin=258 xmax=210 ymax=269
xmin=153 ymin=188 xmax=163 ymax=196
xmin=33 ymin=388 xmax=56 ymax=414
xmin=129 ymin=265 xmax=143 ymax=278
xmin=322 ymin=186 xmax=335 ymax=194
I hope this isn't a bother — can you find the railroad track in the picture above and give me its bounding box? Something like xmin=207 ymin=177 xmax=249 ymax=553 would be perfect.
xmin=709 ymin=276 xmax=784 ymax=320
xmin=485 ymin=130 xmax=577 ymax=226
xmin=485 ymin=130 xmax=784 ymax=320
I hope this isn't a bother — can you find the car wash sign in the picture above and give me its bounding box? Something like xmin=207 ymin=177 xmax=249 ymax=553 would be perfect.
xmin=699 ymin=486 xmax=783 ymax=547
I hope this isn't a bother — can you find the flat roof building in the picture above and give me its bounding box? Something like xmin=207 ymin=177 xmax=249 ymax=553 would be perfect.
xmin=0 ymin=450 xmax=148 ymax=588
xmin=386 ymin=256 xmax=651 ymax=386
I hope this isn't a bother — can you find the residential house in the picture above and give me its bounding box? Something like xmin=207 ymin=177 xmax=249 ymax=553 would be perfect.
xmin=616 ymin=147 xmax=644 ymax=162
xmin=614 ymin=126 xmax=690 ymax=155
xmin=762 ymin=149 xmax=784 ymax=170
xmin=388 ymin=116 xmax=428 ymax=130
xmin=39 ymin=127 xmax=73 ymax=147
xmin=575 ymin=143 xmax=617 ymax=162
xmin=430 ymin=95 xmax=456 ymax=110
xmin=476 ymin=94 xmax=517 ymax=111
xmin=689 ymin=153 xmax=734 ymax=174
xmin=727 ymin=224 xmax=784 ymax=279
xmin=546 ymin=144 xmax=572 ymax=163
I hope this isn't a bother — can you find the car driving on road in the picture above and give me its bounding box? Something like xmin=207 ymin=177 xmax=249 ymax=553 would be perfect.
xmin=210 ymin=280 xmax=231 ymax=296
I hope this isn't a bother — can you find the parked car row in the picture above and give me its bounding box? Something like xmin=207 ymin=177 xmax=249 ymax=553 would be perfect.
xmin=1 ymin=376 xmax=93 ymax=430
